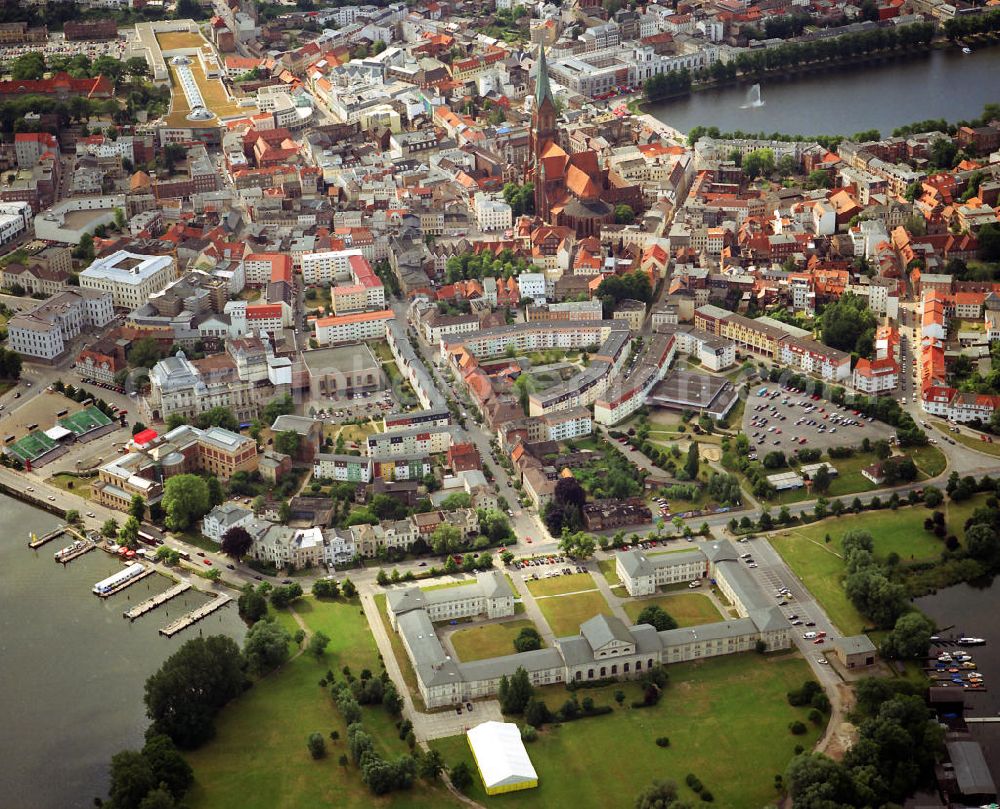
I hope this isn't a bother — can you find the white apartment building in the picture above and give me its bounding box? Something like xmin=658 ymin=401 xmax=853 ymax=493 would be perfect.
xmin=366 ymin=424 xmax=454 ymax=458
xmin=300 ymin=248 xmax=364 ymax=285
xmin=387 ymin=571 xmax=515 ymax=629
xmin=313 ymin=309 xmax=394 ymax=346
xmin=79 ymin=250 xmax=177 ymax=309
xmin=0 ymin=201 xmax=32 ymax=245
xmin=853 ymin=357 xmax=899 ymax=394
xmin=517 ymin=272 xmax=546 ymax=304
xmin=474 ymin=192 xmax=513 ymax=232
xmin=7 ymin=288 xmax=114 ymax=360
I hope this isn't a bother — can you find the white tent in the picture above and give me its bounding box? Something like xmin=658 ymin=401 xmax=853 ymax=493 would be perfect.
xmin=466 ymin=721 xmax=538 ymax=795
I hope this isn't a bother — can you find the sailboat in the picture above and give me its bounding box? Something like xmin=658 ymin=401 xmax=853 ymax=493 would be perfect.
xmin=741 ymin=84 xmax=765 ymax=109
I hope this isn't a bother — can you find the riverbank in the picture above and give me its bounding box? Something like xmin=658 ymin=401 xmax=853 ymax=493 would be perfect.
xmin=639 ymin=42 xmax=1000 ymax=137
xmin=0 ymin=493 xmax=247 ymax=808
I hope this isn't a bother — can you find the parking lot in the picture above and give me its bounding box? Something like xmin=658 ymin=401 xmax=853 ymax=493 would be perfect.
xmin=512 ymin=555 xmax=587 ymax=577
xmin=736 ymin=537 xmax=822 ymax=629
xmin=742 ymin=384 xmax=895 ymax=457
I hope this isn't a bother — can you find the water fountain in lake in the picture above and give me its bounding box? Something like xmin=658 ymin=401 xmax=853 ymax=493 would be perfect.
xmin=741 ymin=84 xmax=765 ymax=109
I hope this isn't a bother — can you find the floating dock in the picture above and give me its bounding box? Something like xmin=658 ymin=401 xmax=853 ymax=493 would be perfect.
xmin=29 ymin=525 xmax=67 ymax=549
xmin=95 ymin=564 xmax=156 ymax=598
xmin=159 ymin=594 xmax=232 ymax=637
xmin=54 ymin=539 xmax=96 ymax=564
xmin=124 ymin=582 xmax=192 ymax=620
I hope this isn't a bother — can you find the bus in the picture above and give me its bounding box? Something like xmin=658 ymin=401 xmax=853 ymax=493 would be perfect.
xmin=137 ymin=530 xmax=160 ymax=547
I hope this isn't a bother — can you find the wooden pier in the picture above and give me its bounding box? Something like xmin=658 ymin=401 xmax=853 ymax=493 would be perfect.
xmin=124 ymin=582 xmax=192 ymax=620
xmin=159 ymin=594 xmax=232 ymax=637
xmin=55 ymin=540 xmax=96 ymax=564
xmin=29 ymin=525 xmax=67 ymax=549
xmin=97 ymin=566 xmax=157 ymax=598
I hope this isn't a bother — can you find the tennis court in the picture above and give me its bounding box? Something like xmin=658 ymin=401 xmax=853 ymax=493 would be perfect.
xmin=59 ymin=406 xmax=113 ymax=436
xmin=7 ymin=431 xmax=58 ymax=463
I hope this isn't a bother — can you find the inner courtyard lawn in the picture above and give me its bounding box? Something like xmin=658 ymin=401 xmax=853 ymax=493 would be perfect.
xmin=597 ymin=559 xmax=621 ymax=586
xmin=450 ymin=619 xmax=543 ymax=662
xmin=184 ymin=597 xmax=460 ymax=809
xmin=431 ymin=653 xmax=821 ymax=809
xmin=525 ymin=572 xmax=597 ymax=597
xmin=622 ymin=593 xmax=723 ymax=628
xmin=535 ymin=590 xmax=612 ymax=637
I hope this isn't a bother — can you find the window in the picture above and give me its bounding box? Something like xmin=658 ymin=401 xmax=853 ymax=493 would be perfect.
xmin=635 ymin=660 xmax=642 ymax=671
xmin=611 ymin=664 xmax=617 ymax=675
xmin=623 ymin=662 xmax=630 ymax=673
xmin=600 ymin=666 xmax=606 ymax=677
xmin=587 ymin=668 xmax=594 ymax=679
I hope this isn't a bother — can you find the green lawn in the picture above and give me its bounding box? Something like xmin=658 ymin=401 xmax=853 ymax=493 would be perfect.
xmin=47 ymin=472 xmax=92 ymax=500
xmin=909 ymin=443 xmax=947 ymax=477
xmin=597 ymin=559 xmax=621 ymax=587
xmin=769 ymin=503 xmax=978 ymax=635
xmin=423 ymin=579 xmax=475 ymax=592
xmin=622 ymin=593 xmax=723 ymax=629
xmin=536 ymin=591 xmax=612 ymax=637
xmin=431 ymin=653 xmax=821 ymax=809
xmin=185 ymin=597 xmax=460 ymax=809
xmin=525 ymin=572 xmax=596 ymax=597
xmin=940 ymin=423 xmax=1000 ymax=458
xmin=450 ymin=619 xmax=542 ymax=662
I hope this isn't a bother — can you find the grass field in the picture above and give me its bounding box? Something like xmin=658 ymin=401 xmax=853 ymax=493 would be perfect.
xmin=184 ymin=597 xmax=460 ymax=809
xmin=525 ymin=573 xmax=595 ymax=597
xmin=431 ymin=653 xmax=820 ymax=809
xmin=769 ymin=502 xmax=983 ymax=635
xmin=909 ymin=443 xmax=947 ymax=477
xmin=536 ymin=590 xmax=612 ymax=637
xmin=47 ymin=472 xmax=92 ymax=500
xmin=944 ymin=425 xmax=1000 ymax=458
xmin=450 ymin=619 xmax=541 ymax=662
xmin=622 ymin=593 xmax=723 ymax=628
xmin=597 ymin=559 xmax=621 ymax=586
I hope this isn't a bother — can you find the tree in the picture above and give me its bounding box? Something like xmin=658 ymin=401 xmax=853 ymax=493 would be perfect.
xmin=341 ymin=578 xmax=357 ymax=598
xmin=118 ymin=516 xmax=141 ymax=549
xmin=141 ymin=733 xmax=193 ymax=799
xmin=449 ymin=761 xmax=473 ymax=792
xmin=307 ymin=732 xmax=326 ymax=759
xmin=162 ymin=474 xmax=210 ymax=531
xmin=812 ymin=465 xmax=831 ymax=494
xmin=614 ymin=204 xmax=635 ymax=225
xmin=129 ymin=494 xmax=146 ymax=522
xmin=221 ymin=526 xmax=253 ymax=561
xmin=785 ymin=753 xmax=855 ymax=808
xmin=270 ymin=582 xmax=304 ymax=609
xmin=419 ymin=749 xmax=445 ymax=780
xmin=498 ymin=667 xmax=533 ymax=714
xmin=513 ymin=626 xmax=542 ymax=653
xmin=634 ymin=779 xmax=687 ymax=809
xmin=274 ymin=430 xmax=301 ymax=457
xmin=881 ymin=611 xmax=935 ymax=659
xmin=137 ymin=787 xmax=178 ymax=809
xmin=307 ymin=631 xmax=331 ymax=660
xmin=743 ymin=148 xmax=775 ymax=179
xmin=144 ymin=635 xmax=246 ymax=748
xmin=558 ymin=530 xmax=597 ymax=559
xmin=636 ymin=604 xmax=678 ymax=631
xmin=313 ymin=578 xmax=340 ymax=598
xmin=431 ymin=522 xmax=462 ymax=554
xmin=11 ymin=52 xmax=45 ymax=81
xmin=102 ymin=517 xmax=120 ymax=538
xmin=923 ymin=486 xmax=943 ymax=508
xmin=107 ymin=749 xmax=156 ymax=809
xmin=244 ymin=618 xmax=292 ymax=675
xmin=820 ymin=292 xmax=877 ymax=355
xmin=965 ymin=523 xmax=999 ymax=563
xmin=261 ymin=394 xmax=294 ymax=426
xmin=195 ymin=407 xmax=239 ymax=432
xmin=237 ymin=583 xmax=267 ymax=625
xmin=685 ymin=442 xmax=700 ymax=480
xmin=128 ymin=337 xmax=163 ymax=369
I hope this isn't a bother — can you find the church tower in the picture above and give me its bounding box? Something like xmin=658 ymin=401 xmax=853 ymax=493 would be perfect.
xmin=531 ymin=46 xmax=558 ymax=221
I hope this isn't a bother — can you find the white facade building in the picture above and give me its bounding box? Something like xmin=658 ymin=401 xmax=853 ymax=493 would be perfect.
xmin=79 ymin=250 xmax=177 ymax=309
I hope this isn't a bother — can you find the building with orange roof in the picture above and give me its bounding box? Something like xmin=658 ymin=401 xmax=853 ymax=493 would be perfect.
xmin=314 ymin=309 xmax=393 ymax=346
xmin=853 ymin=356 xmax=899 ymax=394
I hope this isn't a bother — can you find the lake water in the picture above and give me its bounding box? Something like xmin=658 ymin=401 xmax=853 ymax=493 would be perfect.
xmin=646 ymin=46 xmax=1000 ymax=137
xmin=0 ymin=495 xmax=246 ymax=809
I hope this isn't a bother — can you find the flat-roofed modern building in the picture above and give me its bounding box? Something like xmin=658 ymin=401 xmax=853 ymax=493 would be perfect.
xmin=79 ymin=250 xmax=177 ymax=309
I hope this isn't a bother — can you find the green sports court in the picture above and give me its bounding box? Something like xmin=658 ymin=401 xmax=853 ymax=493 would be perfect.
xmin=58 ymin=406 xmax=113 ymax=436
xmin=7 ymin=431 xmax=58 ymax=463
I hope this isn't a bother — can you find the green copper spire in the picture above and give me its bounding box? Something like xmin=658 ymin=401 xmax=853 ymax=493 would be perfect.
xmin=535 ymin=46 xmax=554 ymax=110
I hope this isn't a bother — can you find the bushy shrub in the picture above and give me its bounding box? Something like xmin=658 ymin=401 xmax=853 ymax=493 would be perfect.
xmin=789 ymin=721 xmax=808 ymax=735
xmin=655 ymin=736 xmax=670 ymax=748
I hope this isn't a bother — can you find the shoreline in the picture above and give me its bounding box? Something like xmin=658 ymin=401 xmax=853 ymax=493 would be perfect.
xmin=631 ymin=37 xmax=1000 ymax=131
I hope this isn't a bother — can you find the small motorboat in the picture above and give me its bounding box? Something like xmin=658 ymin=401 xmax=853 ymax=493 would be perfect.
xmin=958 ymin=637 xmax=986 ymax=646
xmin=963 ymin=662 xmax=978 ymax=670
xmin=962 ymin=46 xmax=972 ymax=54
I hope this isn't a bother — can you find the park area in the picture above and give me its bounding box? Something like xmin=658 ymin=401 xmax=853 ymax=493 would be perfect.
xmin=183 ymin=597 xmax=461 ymax=809
xmin=431 ymin=653 xmax=821 ymax=809
xmin=525 ymin=572 xmax=595 ymax=598
xmin=622 ymin=593 xmax=723 ymax=629
xmin=450 ymin=619 xmax=543 ymax=662
xmin=770 ymin=496 xmax=986 ymax=635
